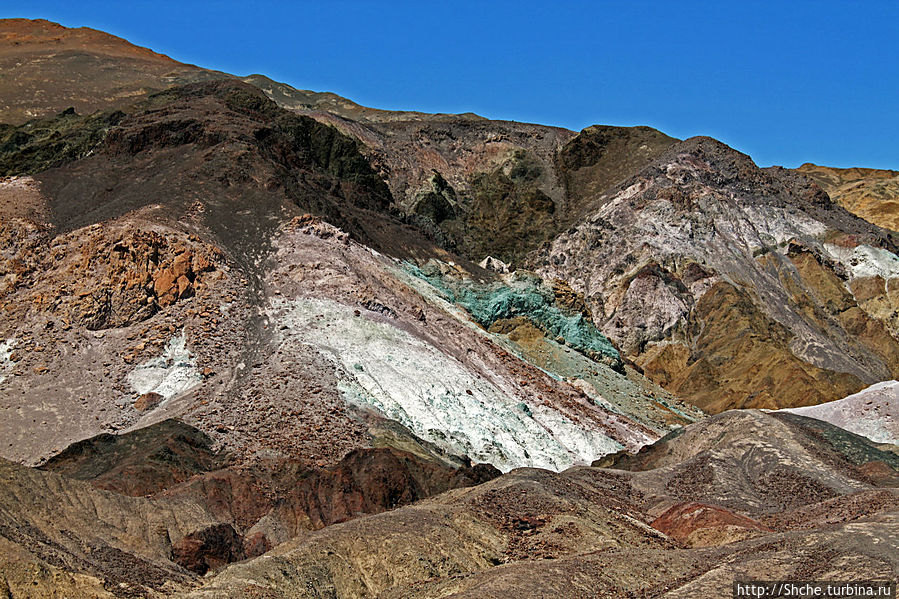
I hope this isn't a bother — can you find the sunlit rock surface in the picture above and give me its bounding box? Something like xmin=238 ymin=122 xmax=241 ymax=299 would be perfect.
xmin=126 ymin=331 xmax=202 ymax=401
xmin=781 ymin=380 xmax=899 ymax=445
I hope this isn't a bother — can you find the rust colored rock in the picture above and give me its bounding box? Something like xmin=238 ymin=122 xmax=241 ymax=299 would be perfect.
xmin=153 ymin=268 xmax=177 ymax=296
xmin=242 ymin=532 xmax=271 ymax=559
xmin=1 ymin=219 xmax=220 ymax=331
xmin=176 ymin=274 xmax=192 ymax=297
xmin=134 ymin=392 xmax=164 ymax=412
xmin=651 ymin=501 xmax=772 ymax=547
xmin=192 ymin=253 xmax=212 ymax=273
xmin=172 ymin=252 xmax=191 ymax=278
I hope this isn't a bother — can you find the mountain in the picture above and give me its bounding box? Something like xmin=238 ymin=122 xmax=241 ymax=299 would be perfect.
xmin=0 ymin=18 xmax=897 ymax=597
xmin=532 ymin=138 xmax=899 ymax=412
xmin=797 ymin=163 xmax=899 ymax=232
xmin=0 ymin=77 xmax=701 ymax=474
xmin=780 ymin=379 xmax=899 ymax=446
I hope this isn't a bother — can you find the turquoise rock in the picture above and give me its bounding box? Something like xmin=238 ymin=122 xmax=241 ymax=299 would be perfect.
xmin=404 ymin=262 xmax=621 ymax=367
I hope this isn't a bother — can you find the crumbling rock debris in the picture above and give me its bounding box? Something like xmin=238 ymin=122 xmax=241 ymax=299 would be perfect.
xmin=1 ymin=221 xmax=221 ymax=331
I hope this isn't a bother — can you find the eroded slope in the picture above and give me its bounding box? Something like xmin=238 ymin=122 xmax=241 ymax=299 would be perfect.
xmin=534 ymin=137 xmax=899 ymax=412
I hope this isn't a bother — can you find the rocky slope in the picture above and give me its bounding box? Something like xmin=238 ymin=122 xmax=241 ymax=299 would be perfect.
xmin=269 ymin=79 xmax=899 ymax=416
xmin=0 ymin=18 xmax=229 ymax=125
xmin=780 ymin=380 xmax=899 ymax=446
xmin=301 ymin=115 xmax=678 ymax=268
xmin=533 ymin=138 xmax=899 ymax=412
xmin=2 ymin=410 xmax=895 ymax=597
xmin=1 ymin=18 xmax=898 ymax=598
xmin=0 ymin=76 xmax=696 ymax=473
xmin=797 ymin=163 xmax=899 ymax=232
xmin=0 ymin=434 xmax=498 ymax=597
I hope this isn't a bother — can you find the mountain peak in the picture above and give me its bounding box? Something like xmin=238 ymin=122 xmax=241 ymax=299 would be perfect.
xmin=1 ymin=18 xmax=177 ymax=62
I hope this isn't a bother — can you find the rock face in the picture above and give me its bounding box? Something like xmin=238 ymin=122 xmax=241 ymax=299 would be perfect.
xmin=533 ymin=137 xmax=899 ymax=412
xmin=1 ymin=220 xmax=221 ymax=330
xmin=0 ymin=79 xmax=439 ymax=467
xmin=325 ymin=118 xmax=677 ymax=269
xmin=170 ymin=523 xmax=247 ymax=575
xmin=261 ymin=216 xmax=687 ymax=472
xmin=797 ymin=163 xmax=899 ymax=232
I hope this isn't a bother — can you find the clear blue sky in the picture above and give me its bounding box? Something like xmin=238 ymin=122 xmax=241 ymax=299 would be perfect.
xmin=8 ymin=1 xmax=899 ymax=169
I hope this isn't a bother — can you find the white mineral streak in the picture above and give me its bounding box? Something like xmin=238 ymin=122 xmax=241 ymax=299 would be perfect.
xmin=126 ymin=331 xmax=202 ymax=400
xmin=269 ymin=297 xmax=620 ymax=472
xmin=824 ymin=243 xmax=899 ymax=281
xmin=0 ymin=338 xmax=15 ymax=384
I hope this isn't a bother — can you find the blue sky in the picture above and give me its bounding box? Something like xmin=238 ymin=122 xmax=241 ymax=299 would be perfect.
xmin=7 ymin=1 xmax=899 ymax=169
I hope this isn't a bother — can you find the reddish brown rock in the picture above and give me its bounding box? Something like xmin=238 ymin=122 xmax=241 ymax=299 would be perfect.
xmin=171 ymin=523 xmax=245 ymax=575
xmin=0 ymin=220 xmax=220 ymax=330
xmin=650 ymin=501 xmax=772 ymax=547
xmin=242 ymin=531 xmax=271 ymax=559
xmin=134 ymin=392 xmax=164 ymax=412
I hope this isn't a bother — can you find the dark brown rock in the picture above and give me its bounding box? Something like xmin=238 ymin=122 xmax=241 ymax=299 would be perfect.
xmin=171 ymin=523 xmax=245 ymax=575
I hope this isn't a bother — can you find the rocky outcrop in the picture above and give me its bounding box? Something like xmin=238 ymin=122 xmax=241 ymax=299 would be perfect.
xmin=171 ymin=523 xmax=246 ymax=575
xmin=0 ymin=81 xmax=443 ymax=467
xmin=534 ymin=136 xmax=899 ymax=412
xmin=636 ymin=281 xmax=863 ymax=411
xmin=262 ymin=221 xmax=683 ymax=472
xmin=0 ymin=220 xmax=220 ymax=330
xmin=34 ymin=81 xmax=395 ymax=257
xmin=609 ymin=410 xmax=899 ymax=510
xmin=555 ymin=124 xmax=679 ymax=220
xmin=0 ymin=456 xmax=212 ymax=597
xmin=0 ymin=109 xmax=125 ymax=176
xmin=338 ymin=118 xmax=678 ymax=268
xmin=406 ymin=262 xmax=622 ymax=368
xmin=39 ymin=419 xmax=227 ymax=496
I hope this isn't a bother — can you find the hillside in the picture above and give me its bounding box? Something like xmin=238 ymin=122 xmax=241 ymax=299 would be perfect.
xmin=797 ymin=163 xmax=899 ymax=232
xmin=3 ymin=411 xmax=895 ymax=597
xmin=0 ymin=18 xmax=897 ymax=598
